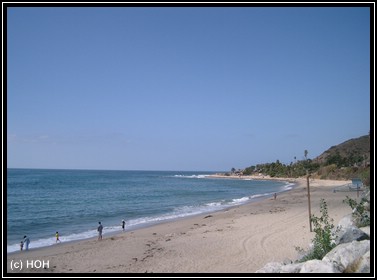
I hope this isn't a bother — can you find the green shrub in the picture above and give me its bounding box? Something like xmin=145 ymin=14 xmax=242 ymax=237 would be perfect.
xmin=297 ymin=199 xmax=337 ymax=261
xmin=343 ymin=194 xmax=370 ymax=227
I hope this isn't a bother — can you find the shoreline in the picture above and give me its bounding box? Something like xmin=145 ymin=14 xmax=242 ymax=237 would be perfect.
xmin=7 ymin=177 xmax=356 ymax=273
xmin=6 ymin=175 xmax=293 ymax=254
xmin=7 ymin=180 xmax=294 ymax=256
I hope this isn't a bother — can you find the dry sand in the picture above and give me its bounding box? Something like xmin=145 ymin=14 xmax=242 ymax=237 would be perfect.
xmin=6 ymin=177 xmax=359 ymax=274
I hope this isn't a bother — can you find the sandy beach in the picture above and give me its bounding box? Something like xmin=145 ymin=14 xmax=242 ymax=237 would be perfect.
xmin=7 ymin=177 xmax=359 ymax=274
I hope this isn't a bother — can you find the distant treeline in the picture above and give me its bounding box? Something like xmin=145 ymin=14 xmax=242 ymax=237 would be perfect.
xmin=231 ymin=134 xmax=370 ymax=186
xmin=242 ymin=159 xmax=319 ymax=178
xmin=241 ymin=155 xmax=370 ymax=186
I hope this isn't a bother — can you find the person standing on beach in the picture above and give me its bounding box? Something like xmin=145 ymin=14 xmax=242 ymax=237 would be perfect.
xmin=97 ymin=222 xmax=103 ymax=240
xmin=55 ymin=231 xmax=61 ymax=243
xmin=20 ymin=240 xmax=24 ymax=251
xmin=23 ymin=235 xmax=30 ymax=250
xmin=122 ymin=220 xmax=126 ymax=231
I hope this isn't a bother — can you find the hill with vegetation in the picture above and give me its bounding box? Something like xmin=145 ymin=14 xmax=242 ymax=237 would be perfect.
xmin=239 ymin=134 xmax=371 ymax=186
xmin=314 ymin=135 xmax=370 ymax=166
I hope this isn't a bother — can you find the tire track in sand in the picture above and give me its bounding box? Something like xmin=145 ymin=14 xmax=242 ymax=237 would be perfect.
xmin=240 ymin=208 xmax=308 ymax=267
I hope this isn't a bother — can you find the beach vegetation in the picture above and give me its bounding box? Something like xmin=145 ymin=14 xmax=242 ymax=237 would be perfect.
xmin=343 ymin=193 xmax=370 ymax=227
xmin=296 ymin=199 xmax=337 ymax=262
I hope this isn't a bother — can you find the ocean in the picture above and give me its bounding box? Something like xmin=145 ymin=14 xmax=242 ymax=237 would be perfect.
xmin=7 ymin=169 xmax=294 ymax=253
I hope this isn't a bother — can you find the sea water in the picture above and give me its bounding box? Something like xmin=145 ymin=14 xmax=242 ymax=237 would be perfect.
xmin=7 ymin=169 xmax=294 ymax=253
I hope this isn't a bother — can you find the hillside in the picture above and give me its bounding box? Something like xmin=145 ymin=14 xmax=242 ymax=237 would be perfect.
xmin=312 ymin=134 xmax=370 ymax=184
xmin=240 ymin=134 xmax=371 ymax=186
xmin=314 ymin=135 xmax=370 ymax=167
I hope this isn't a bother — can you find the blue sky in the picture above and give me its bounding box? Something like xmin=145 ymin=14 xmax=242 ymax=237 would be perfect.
xmin=7 ymin=7 xmax=371 ymax=171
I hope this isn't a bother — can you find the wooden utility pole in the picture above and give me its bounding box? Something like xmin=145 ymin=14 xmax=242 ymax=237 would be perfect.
xmin=307 ymin=171 xmax=312 ymax=232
